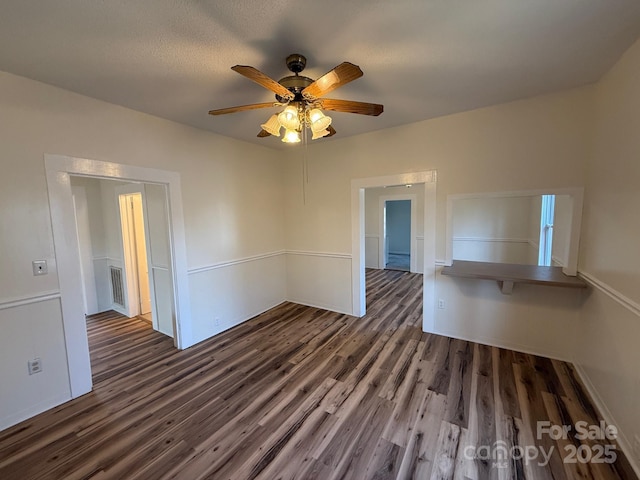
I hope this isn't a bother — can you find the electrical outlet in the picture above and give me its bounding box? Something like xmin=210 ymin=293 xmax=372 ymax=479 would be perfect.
xmin=438 ymin=299 xmax=446 ymax=309
xmin=32 ymin=260 xmax=48 ymax=276
xmin=28 ymin=358 xmax=42 ymax=375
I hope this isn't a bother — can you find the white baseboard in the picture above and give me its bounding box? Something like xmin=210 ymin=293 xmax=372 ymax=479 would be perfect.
xmin=1 ymin=392 xmax=71 ymax=432
xmin=285 ymin=297 xmax=352 ymax=317
xmin=573 ymin=364 xmax=640 ymax=478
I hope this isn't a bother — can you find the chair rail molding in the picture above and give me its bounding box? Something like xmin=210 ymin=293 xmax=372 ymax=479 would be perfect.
xmin=579 ymin=270 xmax=640 ymax=317
xmin=0 ymin=291 xmax=61 ymax=311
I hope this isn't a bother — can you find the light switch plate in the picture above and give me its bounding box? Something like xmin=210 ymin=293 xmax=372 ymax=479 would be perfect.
xmin=32 ymin=260 xmax=48 ymax=276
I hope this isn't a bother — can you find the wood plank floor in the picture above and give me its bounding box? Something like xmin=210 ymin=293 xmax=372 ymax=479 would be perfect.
xmin=0 ymin=269 xmax=636 ymax=479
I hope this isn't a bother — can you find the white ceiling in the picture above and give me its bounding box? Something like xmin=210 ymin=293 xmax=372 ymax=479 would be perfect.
xmin=1 ymin=0 xmax=640 ymax=149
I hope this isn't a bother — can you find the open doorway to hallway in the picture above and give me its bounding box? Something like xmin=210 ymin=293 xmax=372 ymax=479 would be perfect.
xmin=70 ymin=176 xmax=175 ymax=341
xmin=383 ymin=199 xmax=411 ymax=271
xmin=364 ymin=185 xmax=421 ymax=274
xmin=351 ymin=171 xmax=436 ymax=333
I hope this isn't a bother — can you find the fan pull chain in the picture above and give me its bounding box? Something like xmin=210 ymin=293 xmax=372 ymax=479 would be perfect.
xmin=302 ymin=127 xmax=308 ymax=204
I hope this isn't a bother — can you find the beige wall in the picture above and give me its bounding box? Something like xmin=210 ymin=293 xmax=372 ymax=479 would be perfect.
xmin=452 ymin=195 xmax=538 ymax=265
xmin=284 ymin=85 xmax=590 ymax=257
xmin=284 ymin=85 xmax=591 ymax=358
xmin=576 ymin=37 xmax=640 ymax=465
xmin=0 ymin=71 xmax=287 ymax=429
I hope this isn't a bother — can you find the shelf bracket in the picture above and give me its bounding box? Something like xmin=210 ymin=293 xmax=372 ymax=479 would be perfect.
xmin=498 ymin=280 xmax=514 ymax=295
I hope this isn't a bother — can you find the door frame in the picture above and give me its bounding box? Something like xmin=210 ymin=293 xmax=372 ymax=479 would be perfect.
xmin=379 ymin=194 xmax=417 ymax=272
xmin=351 ymin=171 xmax=437 ymax=333
xmin=45 ymin=154 xmax=192 ymax=399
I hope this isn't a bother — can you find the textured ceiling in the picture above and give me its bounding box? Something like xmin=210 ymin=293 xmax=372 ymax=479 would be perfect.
xmin=1 ymin=0 xmax=640 ymax=149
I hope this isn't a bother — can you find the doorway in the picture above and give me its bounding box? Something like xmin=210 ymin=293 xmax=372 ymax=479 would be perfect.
xmin=351 ymin=171 xmax=437 ymax=333
xmin=383 ymin=199 xmax=412 ymax=271
xmin=119 ymin=192 xmax=152 ymax=322
xmin=46 ymin=155 xmax=192 ymax=399
xmin=116 ymin=183 xmax=174 ymax=339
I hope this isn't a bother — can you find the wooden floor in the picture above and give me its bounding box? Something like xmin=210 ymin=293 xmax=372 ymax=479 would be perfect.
xmin=0 ymin=270 xmax=636 ymax=479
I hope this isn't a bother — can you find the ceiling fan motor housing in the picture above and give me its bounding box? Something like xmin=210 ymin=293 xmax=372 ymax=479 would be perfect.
xmin=276 ymin=74 xmax=314 ymax=102
xmin=285 ymin=53 xmax=307 ymax=73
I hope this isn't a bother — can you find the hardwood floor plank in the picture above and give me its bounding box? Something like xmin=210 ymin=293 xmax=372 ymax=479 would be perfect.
xmin=0 ymin=269 xmax=635 ymax=480
xmin=495 ymin=347 xmax=522 ymax=419
xmin=444 ymin=339 xmax=474 ymax=429
xmin=381 ymin=341 xmax=427 ymax=448
xmin=430 ymin=421 xmax=462 ymax=480
xmin=398 ymin=391 xmax=448 ymax=479
xmin=513 ymin=363 xmax=564 ymax=480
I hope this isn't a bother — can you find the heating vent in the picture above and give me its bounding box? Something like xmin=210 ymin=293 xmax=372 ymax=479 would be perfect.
xmin=109 ymin=266 xmax=125 ymax=307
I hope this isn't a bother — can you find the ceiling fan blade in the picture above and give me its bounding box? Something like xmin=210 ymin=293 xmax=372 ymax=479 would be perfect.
xmin=208 ymin=102 xmax=276 ymax=116
xmin=326 ymin=125 xmax=337 ymax=137
xmin=302 ymin=62 xmax=363 ymax=99
xmin=321 ymin=99 xmax=383 ymax=116
xmin=257 ymin=129 xmax=271 ymax=137
xmin=231 ymin=65 xmax=294 ymax=101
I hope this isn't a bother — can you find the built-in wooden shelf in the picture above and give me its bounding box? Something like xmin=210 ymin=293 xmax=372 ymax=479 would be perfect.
xmin=441 ymin=260 xmax=588 ymax=294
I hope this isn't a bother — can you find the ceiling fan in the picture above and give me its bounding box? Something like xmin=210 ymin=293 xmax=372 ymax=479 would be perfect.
xmin=208 ymin=54 xmax=383 ymax=143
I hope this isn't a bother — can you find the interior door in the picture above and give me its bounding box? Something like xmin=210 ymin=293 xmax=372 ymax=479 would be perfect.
xmin=130 ymin=194 xmax=152 ymax=315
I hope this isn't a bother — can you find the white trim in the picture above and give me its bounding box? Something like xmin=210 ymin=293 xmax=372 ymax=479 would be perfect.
xmin=189 ymin=250 xmax=351 ymax=277
xmin=286 ymin=250 xmax=351 ymax=259
xmin=445 ymin=187 xmax=584 ymax=276
xmin=351 ymin=171 xmax=437 ymax=333
xmin=0 ymin=392 xmax=72 ymax=432
xmin=365 ymin=233 xmax=379 ymax=238
xmin=284 ymin=298 xmax=353 ymax=317
xmin=45 ymin=154 xmax=192 ymax=399
xmin=453 ymin=236 xmax=531 ymax=243
xmin=188 ymin=251 xmax=286 ymax=275
xmin=574 ymin=364 xmax=640 ymax=479
xmin=553 ymin=269 xmax=639 ymax=476
xmin=0 ymin=291 xmax=61 ymax=311
xmin=445 ymin=187 xmax=585 ymax=200
xmin=435 ymin=259 xmax=447 ymax=267
xmin=579 ymin=270 xmax=640 ymax=318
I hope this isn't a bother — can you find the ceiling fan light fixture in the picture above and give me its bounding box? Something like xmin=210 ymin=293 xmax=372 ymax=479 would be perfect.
xmin=308 ymin=108 xmax=332 ymax=133
xmin=282 ymin=128 xmax=301 ymax=143
xmin=209 ymin=54 xmax=383 ymax=144
xmin=278 ymin=105 xmax=300 ymax=131
xmin=260 ymin=114 xmax=282 ymax=137
xmin=311 ymin=128 xmax=330 ymax=140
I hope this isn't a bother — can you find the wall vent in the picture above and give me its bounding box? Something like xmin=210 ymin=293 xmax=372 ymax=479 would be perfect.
xmin=109 ymin=266 xmax=125 ymax=307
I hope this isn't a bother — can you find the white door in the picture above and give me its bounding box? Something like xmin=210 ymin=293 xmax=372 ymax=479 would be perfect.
xmin=129 ymin=194 xmax=152 ymax=314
